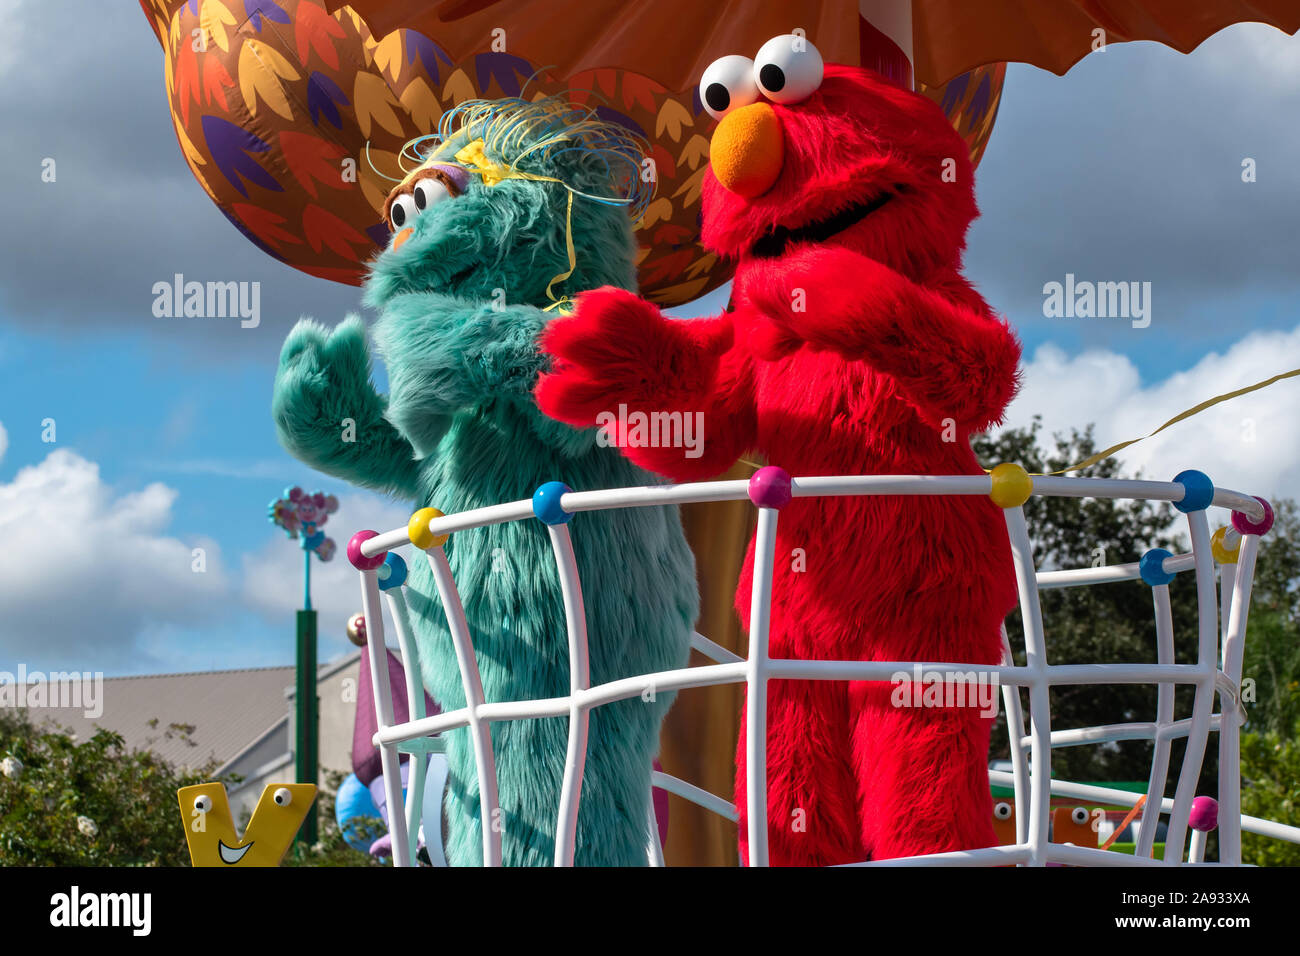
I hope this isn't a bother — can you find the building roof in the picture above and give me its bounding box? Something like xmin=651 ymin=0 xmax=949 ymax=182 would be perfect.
xmin=16 ymin=665 xmax=297 ymax=771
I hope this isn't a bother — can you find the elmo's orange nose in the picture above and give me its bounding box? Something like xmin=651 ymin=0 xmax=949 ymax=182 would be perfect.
xmin=710 ymin=102 xmax=784 ymax=198
xmin=392 ymin=227 xmax=413 ymax=250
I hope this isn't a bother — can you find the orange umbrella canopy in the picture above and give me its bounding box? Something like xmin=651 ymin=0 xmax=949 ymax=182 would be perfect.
xmin=913 ymin=0 xmax=1300 ymax=85
xmin=139 ymin=0 xmax=1004 ymax=305
xmin=345 ymin=0 xmax=1300 ymax=88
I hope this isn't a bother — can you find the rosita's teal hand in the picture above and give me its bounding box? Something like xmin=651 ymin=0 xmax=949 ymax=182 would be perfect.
xmin=272 ymin=315 xmax=420 ymax=498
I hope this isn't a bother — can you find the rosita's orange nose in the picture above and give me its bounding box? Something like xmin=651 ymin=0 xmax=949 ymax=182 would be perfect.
xmin=392 ymin=227 xmax=413 ymax=250
xmin=709 ymin=102 xmax=784 ymax=198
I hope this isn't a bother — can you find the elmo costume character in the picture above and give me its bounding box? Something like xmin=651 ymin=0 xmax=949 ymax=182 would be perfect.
xmin=537 ymin=35 xmax=1021 ymax=864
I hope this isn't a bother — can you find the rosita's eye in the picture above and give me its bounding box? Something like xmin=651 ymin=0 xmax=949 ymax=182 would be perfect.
xmin=390 ymin=194 xmax=418 ymax=230
xmin=753 ymin=34 xmax=823 ymax=105
xmin=698 ymin=55 xmax=759 ymax=120
xmin=413 ymin=178 xmax=450 ymax=211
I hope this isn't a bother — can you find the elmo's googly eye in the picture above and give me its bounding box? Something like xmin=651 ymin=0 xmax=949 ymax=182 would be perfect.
xmin=1071 ymin=806 xmax=1090 ymax=825
xmin=754 ymin=34 xmax=824 ymax=104
xmin=413 ymin=178 xmax=450 ymax=211
xmin=193 ymin=794 xmax=213 ymax=814
xmin=699 ymin=55 xmax=759 ymax=120
xmin=389 ymin=194 xmax=418 ymax=230
xmin=273 ymin=787 xmax=293 ymax=807
xmin=994 ymin=801 xmax=1012 ymax=820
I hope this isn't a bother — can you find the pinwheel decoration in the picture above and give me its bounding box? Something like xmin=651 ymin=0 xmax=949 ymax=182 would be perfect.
xmin=269 ymin=485 xmax=339 ymax=608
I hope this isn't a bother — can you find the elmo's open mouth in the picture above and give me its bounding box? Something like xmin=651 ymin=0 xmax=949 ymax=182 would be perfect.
xmin=750 ymin=190 xmax=897 ymax=259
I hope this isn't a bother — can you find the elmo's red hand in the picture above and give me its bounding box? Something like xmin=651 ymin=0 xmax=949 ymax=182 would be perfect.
xmin=536 ymin=286 xmax=752 ymax=481
xmin=537 ymin=287 xmax=731 ymax=424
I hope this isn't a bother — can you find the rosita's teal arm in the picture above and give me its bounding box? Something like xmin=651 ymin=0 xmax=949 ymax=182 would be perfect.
xmin=272 ymin=316 xmax=421 ymax=498
xmin=374 ymin=292 xmax=596 ymax=458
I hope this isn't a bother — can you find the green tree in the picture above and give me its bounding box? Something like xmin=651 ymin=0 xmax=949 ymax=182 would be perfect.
xmin=0 ymin=709 xmax=219 ymax=866
xmin=1239 ymin=498 xmax=1300 ymax=737
xmin=974 ymin=419 xmax=1300 ymax=864
xmin=1240 ymin=723 xmax=1300 ymax=867
xmin=975 ymin=418 xmax=1200 ymax=785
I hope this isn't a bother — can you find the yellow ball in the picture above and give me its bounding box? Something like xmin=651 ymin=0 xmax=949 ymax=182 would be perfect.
xmin=989 ymin=463 xmax=1033 ymax=509
xmin=1211 ymin=526 xmax=1240 ymax=565
xmin=408 ymin=507 xmax=448 ymax=549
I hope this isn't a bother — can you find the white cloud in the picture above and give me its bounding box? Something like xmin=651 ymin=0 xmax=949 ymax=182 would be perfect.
xmin=1001 ymin=322 xmax=1300 ymax=505
xmin=0 ymin=443 xmax=230 ymax=669
xmin=0 ymin=436 xmax=420 ymax=672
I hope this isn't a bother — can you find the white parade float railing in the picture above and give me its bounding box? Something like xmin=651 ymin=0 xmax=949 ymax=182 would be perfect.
xmin=344 ymin=465 xmax=1300 ymax=867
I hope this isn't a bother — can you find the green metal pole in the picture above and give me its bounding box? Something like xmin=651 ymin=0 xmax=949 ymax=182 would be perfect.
xmin=295 ymin=608 xmax=319 ymax=844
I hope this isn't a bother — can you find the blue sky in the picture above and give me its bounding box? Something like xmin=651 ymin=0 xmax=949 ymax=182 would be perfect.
xmin=0 ymin=7 xmax=1297 ymax=676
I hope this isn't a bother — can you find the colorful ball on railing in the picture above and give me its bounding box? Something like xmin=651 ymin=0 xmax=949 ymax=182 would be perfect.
xmin=377 ymin=553 xmax=407 ymax=591
xmin=1189 ymin=796 xmax=1219 ymax=832
xmin=748 ymin=466 xmax=793 ymax=510
xmin=347 ymin=613 xmax=367 ymax=646
xmin=347 ymin=531 xmax=386 ymax=570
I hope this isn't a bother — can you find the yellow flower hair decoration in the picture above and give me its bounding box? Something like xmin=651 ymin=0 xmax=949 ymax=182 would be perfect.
xmin=376 ymin=95 xmax=654 ymax=308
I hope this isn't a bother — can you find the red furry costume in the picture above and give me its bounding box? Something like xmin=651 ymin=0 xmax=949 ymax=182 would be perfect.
xmin=537 ymin=58 xmax=1021 ymax=864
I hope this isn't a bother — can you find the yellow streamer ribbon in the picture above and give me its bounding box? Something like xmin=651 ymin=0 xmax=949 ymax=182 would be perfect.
xmin=450 ymin=139 xmax=577 ymax=310
xmin=735 ymin=367 xmax=1300 ymax=479
xmin=1045 ymin=365 xmax=1300 ymax=475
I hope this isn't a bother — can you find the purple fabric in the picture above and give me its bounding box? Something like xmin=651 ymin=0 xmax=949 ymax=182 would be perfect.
xmin=352 ymin=647 xmax=439 ymax=786
xmin=427 ymin=163 xmax=472 ymax=194
xmin=367 ymin=825 xmax=425 ymax=859
xmin=368 ymin=759 xmax=410 ymax=826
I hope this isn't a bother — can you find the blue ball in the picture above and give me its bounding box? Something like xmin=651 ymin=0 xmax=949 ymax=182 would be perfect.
xmin=1172 ymin=470 xmax=1214 ymax=513
xmin=334 ymin=772 xmax=380 ymax=853
xmin=1139 ymin=548 xmax=1176 ymax=587
xmin=532 ymin=481 xmax=573 ymax=525
xmin=378 ymin=552 xmax=407 ymax=591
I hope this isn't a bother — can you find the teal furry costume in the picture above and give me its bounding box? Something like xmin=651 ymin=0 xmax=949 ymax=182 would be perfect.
xmin=272 ymin=98 xmax=697 ymax=865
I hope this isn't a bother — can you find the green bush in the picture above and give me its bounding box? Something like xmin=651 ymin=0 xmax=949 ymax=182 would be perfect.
xmin=1241 ymin=722 xmax=1300 ymax=867
xmin=282 ymin=768 xmax=385 ymax=867
xmin=0 ymin=709 xmax=218 ymax=866
xmin=0 ymin=710 xmax=388 ymax=866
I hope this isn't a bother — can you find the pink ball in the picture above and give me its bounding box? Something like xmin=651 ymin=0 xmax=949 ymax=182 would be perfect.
xmin=1189 ymin=796 xmax=1219 ymax=832
xmin=347 ymin=530 xmax=386 ymax=570
xmin=748 ymin=465 xmax=793 ymax=510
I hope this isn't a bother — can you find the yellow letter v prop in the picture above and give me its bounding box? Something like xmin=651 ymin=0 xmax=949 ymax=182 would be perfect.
xmin=177 ymin=782 xmax=318 ymax=867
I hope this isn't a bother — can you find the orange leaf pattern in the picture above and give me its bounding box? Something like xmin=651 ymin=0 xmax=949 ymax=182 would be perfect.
xmin=141 ymin=0 xmax=1003 ymax=303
